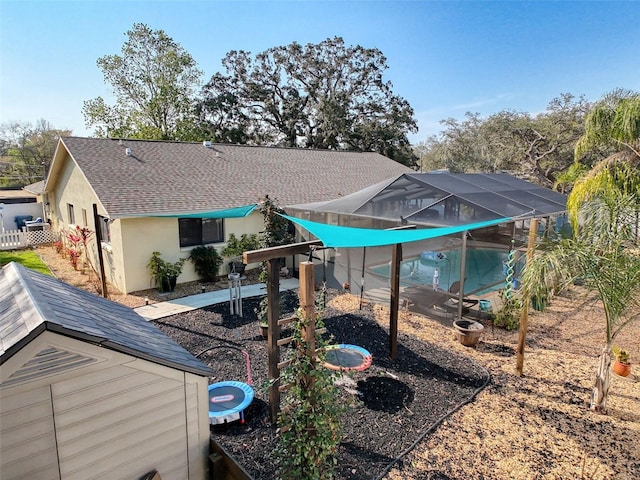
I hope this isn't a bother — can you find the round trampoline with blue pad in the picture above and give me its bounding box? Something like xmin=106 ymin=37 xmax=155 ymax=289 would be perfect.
xmin=324 ymin=344 xmax=372 ymax=372
xmin=208 ymin=380 xmax=254 ymax=425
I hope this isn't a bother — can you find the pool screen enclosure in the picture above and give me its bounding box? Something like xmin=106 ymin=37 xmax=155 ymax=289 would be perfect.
xmin=284 ymin=172 xmax=567 ymax=322
xmin=286 ymin=172 xmax=567 ymax=229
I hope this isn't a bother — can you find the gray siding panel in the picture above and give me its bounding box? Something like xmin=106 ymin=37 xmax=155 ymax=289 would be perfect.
xmin=0 ymin=385 xmax=60 ymax=480
xmin=52 ymin=364 xmax=191 ymax=480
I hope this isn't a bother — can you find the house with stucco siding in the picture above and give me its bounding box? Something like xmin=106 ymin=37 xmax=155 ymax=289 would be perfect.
xmin=44 ymin=137 xmax=412 ymax=293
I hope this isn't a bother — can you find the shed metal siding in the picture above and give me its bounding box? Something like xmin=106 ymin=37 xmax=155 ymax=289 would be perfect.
xmin=53 ymin=364 xmax=192 ymax=480
xmin=0 ymin=385 xmax=60 ymax=480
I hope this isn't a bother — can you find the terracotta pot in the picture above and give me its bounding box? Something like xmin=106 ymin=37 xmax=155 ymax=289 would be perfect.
xmin=613 ymin=360 xmax=631 ymax=377
xmin=453 ymin=319 xmax=484 ymax=347
xmin=259 ymin=324 xmax=268 ymax=339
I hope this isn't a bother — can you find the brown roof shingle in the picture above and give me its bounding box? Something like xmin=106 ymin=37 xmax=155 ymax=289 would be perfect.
xmin=57 ymin=137 xmax=413 ymax=217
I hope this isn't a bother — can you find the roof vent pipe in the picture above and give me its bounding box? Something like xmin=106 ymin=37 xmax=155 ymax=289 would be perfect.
xmin=203 ymin=140 xmax=212 ymax=148
xmin=125 ymin=147 xmax=132 ymax=156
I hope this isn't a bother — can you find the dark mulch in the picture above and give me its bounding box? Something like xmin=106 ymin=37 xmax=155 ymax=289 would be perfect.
xmin=153 ymin=292 xmax=489 ymax=480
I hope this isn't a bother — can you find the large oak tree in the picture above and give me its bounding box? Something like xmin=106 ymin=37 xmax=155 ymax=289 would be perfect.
xmin=198 ymin=37 xmax=418 ymax=167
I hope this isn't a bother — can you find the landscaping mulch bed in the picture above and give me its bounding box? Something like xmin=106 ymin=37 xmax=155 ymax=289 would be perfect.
xmin=152 ymin=292 xmax=490 ymax=480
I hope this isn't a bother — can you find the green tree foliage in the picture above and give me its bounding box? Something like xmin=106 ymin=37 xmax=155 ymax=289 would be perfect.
xmin=415 ymin=93 xmax=590 ymax=186
xmin=0 ymin=120 xmax=69 ymax=187
xmin=568 ymin=89 xmax=640 ymax=225
xmin=520 ymin=193 xmax=640 ymax=412
xmin=198 ymin=37 xmax=418 ymax=167
xmin=574 ymin=88 xmax=640 ymax=161
xmin=83 ymin=23 xmax=203 ymax=140
xmin=521 ymin=90 xmax=640 ymax=412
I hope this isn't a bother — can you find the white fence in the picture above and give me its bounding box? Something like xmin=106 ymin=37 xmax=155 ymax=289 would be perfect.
xmin=0 ymin=227 xmax=58 ymax=251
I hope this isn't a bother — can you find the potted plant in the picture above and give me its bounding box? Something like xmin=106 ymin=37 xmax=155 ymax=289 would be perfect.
xmin=612 ymin=345 xmax=631 ymax=377
xmin=147 ymin=251 xmax=185 ymax=293
xmin=452 ymin=319 xmax=484 ymax=347
xmin=188 ymin=246 xmax=223 ymax=282
xmin=221 ymin=233 xmax=261 ymax=275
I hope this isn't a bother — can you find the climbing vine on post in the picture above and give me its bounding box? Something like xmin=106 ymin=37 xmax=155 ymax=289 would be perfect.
xmin=275 ymin=263 xmax=344 ymax=480
xmin=256 ymin=195 xmax=295 ymax=323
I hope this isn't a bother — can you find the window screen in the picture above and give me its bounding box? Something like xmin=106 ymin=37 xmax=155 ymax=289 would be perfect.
xmin=179 ymin=218 xmax=224 ymax=247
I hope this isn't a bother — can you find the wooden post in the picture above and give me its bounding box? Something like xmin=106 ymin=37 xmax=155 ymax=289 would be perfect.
xmin=266 ymin=258 xmax=281 ymax=424
xmin=298 ymin=261 xmax=316 ymax=357
xmin=389 ymin=243 xmax=402 ymax=359
xmin=516 ymin=218 xmax=538 ymax=376
xmin=92 ymin=204 xmax=108 ymax=298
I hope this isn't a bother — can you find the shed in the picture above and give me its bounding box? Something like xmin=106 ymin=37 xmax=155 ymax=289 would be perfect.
xmin=0 ymin=262 xmax=213 ymax=480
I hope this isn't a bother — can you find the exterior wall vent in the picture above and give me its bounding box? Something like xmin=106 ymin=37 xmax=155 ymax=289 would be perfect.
xmin=203 ymin=141 xmax=212 ymax=148
xmin=125 ymin=147 xmax=132 ymax=156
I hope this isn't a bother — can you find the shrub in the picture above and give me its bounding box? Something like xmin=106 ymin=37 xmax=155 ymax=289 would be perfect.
xmin=221 ymin=233 xmax=261 ymax=258
xmin=189 ymin=246 xmax=223 ymax=282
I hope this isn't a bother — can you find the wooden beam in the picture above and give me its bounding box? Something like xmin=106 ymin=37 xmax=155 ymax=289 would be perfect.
xmin=243 ymin=240 xmax=322 ymax=264
xmin=299 ymin=261 xmax=316 ymax=358
xmin=266 ymin=258 xmax=281 ymax=424
xmin=389 ymin=242 xmax=402 ymax=359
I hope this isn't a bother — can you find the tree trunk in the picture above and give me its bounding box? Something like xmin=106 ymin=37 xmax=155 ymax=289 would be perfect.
xmin=590 ymin=344 xmax=612 ymax=413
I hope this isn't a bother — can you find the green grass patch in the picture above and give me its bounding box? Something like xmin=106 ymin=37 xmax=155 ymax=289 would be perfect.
xmin=0 ymin=249 xmax=52 ymax=276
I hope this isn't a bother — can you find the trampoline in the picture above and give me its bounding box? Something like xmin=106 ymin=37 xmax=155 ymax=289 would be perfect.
xmin=196 ymin=345 xmax=254 ymax=425
xmin=324 ymin=344 xmax=372 ymax=372
xmin=208 ymin=381 xmax=254 ymax=425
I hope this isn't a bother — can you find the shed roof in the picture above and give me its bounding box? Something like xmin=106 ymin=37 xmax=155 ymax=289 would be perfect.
xmin=47 ymin=137 xmax=413 ymax=218
xmin=0 ymin=262 xmax=212 ymax=376
xmin=287 ymin=172 xmax=567 ymax=227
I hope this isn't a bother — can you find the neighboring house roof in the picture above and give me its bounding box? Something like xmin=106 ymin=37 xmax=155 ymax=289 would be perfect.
xmin=47 ymin=137 xmax=413 ymax=218
xmin=0 ymin=262 xmax=213 ymax=376
xmin=0 ymin=188 xmax=37 ymax=201
xmin=23 ymin=180 xmax=45 ymax=195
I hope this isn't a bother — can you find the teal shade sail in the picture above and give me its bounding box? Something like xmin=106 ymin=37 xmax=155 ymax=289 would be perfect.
xmin=282 ymin=214 xmax=512 ymax=248
xmin=132 ymin=204 xmax=257 ymax=219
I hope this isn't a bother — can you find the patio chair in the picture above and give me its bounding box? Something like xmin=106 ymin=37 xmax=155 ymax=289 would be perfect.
xmin=446 ymin=280 xmax=479 ymax=309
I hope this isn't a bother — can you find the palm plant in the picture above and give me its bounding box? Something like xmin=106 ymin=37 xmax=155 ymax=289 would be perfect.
xmin=520 ymin=193 xmax=640 ymax=412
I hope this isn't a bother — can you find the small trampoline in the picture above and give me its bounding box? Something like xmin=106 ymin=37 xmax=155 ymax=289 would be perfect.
xmin=324 ymin=344 xmax=372 ymax=372
xmin=208 ymin=381 xmax=254 ymax=425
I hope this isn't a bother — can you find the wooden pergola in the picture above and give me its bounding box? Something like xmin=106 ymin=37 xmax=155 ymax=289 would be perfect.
xmin=244 ymin=240 xmax=403 ymax=423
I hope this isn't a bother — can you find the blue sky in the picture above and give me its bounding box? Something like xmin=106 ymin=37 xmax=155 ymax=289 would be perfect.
xmin=1 ymin=0 xmax=639 ymax=144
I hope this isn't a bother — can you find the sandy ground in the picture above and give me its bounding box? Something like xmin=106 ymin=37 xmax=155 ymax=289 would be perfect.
xmin=35 ymin=245 xmax=640 ymax=479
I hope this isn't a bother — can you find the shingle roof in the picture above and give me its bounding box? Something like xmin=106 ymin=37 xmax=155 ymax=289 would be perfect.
xmin=55 ymin=137 xmax=413 ymax=217
xmin=0 ymin=262 xmax=213 ymax=376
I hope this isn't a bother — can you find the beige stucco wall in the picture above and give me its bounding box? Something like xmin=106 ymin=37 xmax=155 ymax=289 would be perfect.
xmin=0 ymin=332 xmax=210 ymax=480
xmin=119 ymin=211 xmax=264 ymax=293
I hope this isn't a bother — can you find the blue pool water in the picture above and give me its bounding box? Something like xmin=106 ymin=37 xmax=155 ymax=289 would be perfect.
xmin=370 ymin=247 xmax=523 ymax=295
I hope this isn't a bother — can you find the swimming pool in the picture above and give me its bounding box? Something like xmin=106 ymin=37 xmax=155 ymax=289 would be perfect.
xmin=369 ymin=247 xmax=524 ymax=295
